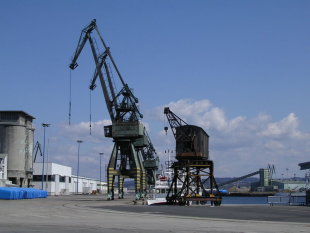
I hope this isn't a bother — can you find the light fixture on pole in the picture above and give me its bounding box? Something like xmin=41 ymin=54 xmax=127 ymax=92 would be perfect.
xmin=41 ymin=123 xmax=50 ymax=190
xmin=76 ymin=140 xmax=83 ymax=194
xmin=99 ymin=153 xmax=104 ymax=191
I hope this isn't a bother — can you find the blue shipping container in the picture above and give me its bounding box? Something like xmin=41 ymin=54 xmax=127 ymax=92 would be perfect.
xmin=0 ymin=187 xmax=48 ymax=200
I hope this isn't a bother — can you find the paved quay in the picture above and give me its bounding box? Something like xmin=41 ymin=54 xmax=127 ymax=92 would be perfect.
xmin=0 ymin=195 xmax=309 ymax=233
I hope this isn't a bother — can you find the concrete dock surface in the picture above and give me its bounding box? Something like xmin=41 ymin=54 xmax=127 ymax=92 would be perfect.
xmin=0 ymin=195 xmax=309 ymax=233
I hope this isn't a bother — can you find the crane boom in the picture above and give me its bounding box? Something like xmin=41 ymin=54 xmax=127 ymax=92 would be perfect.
xmin=69 ymin=19 xmax=97 ymax=70
xmin=164 ymin=107 xmax=188 ymax=138
xmin=94 ymin=26 xmax=127 ymax=87
xmin=69 ymin=19 xmax=115 ymax=120
xmin=88 ymin=35 xmax=115 ymax=120
xmin=69 ymin=19 xmax=143 ymax=122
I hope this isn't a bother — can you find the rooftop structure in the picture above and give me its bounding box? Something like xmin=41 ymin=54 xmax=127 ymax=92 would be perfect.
xmin=299 ymin=161 xmax=310 ymax=170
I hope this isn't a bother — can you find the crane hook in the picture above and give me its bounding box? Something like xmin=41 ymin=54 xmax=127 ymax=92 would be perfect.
xmin=164 ymin=126 xmax=168 ymax=135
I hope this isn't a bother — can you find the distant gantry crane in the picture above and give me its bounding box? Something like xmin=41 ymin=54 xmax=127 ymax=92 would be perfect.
xmin=164 ymin=107 xmax=222 ymax=206
xmin=69 ymin=19 xmax=159 ymax=200
xmin=33 ymin=141 xmax=43 ymax=163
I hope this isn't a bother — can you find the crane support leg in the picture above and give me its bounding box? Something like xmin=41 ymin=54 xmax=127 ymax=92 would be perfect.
xmin=140 ymin=170 xmax=146 ymax=198
xmin=166 ymin=160 xmax=222 ymax=206
xmin=118 ymin=176 xmax=124 ymax=199
xmin=107 ymin=144 xmax=118 ymax=200
xmin=130 ymin=144 xmax=145 ymax=200
xmin=138 ymin=151 xmax=146 ymax=198
xmin=107 ymin=142 xmax=146 ymax=200
xmin=134 ymin=169 xmax=141 ymax=200
xmin=107 ymin=172 xmax=115 ymax=200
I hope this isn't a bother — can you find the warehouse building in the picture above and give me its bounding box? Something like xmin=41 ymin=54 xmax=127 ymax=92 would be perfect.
xmin=33 ymin=162 xmax=107 ymax=195
xmin=270 ymin=179 xmax=307 ymax=192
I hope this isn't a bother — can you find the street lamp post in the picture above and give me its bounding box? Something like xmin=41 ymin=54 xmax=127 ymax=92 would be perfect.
xmin=99 ymin=153 xmax=104 ymax=191
xmin=41 ymin=123 xmax=50 ymax=190
xmin=45 ymin=139 xmax=50 ymax=190
xmin=76 ymin=140 xmax=83 ymax=194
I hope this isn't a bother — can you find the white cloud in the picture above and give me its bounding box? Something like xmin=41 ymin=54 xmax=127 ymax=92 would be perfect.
xmin=151 ymin=99 xmax=212 ymax=122
xmin=260 ymin=113 xmax=301 ymax=138
xmin=44 ymin=99 xmax=310 ymax=179
xmin=150 ymin=99 xmax=310 ymax=177
xmin=59 ymin=119 xmax=112 ymax=143
xmin=264 ymin=140 xmax=285 ymax=150
xmin=201 ymin=107 xmax=227 ymax=130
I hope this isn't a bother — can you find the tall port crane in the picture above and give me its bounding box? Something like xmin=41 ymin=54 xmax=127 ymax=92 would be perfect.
xmin=69 ymin=19 xmax=159 ymax=200
xmin=164 ymin=107 xmax=222 ymax=206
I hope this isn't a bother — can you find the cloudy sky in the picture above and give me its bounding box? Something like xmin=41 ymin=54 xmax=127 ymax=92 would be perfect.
xmin=0 ymin=1 xmax=309 ymax=180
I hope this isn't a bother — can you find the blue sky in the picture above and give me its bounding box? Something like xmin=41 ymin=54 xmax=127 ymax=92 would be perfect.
xmin=0 ymin=1 xmax=309 ymax=180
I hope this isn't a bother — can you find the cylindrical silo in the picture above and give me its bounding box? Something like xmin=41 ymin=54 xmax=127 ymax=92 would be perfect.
xmin=0 ymin=111 xmax=35 ymax=187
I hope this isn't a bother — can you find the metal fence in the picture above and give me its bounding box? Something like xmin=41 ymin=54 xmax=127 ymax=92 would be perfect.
xmin=268 ymin=192 xmax=306 ymax=206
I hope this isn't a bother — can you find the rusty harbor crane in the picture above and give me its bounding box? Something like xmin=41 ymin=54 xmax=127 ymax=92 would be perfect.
xmin=69 ymin=19 xmax=159 ymax=200
xmin=164 ymin=107 xmax=222 ymax=206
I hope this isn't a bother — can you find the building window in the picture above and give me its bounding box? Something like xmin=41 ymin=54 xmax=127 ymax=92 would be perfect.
xmin=0 ymin=112 xmax=18 ymax=121
xmin=33 ymin=175 xmax=55 ymax=182
xmin=48 ymin=175 xmax=55 ymax=182
xmin=59 ymin=176 xmax=65 ymax=182
xmin=33 ymin=175 xmax=43 ymax=181
xmin=69 ymin=177 xmax=71 ymax=183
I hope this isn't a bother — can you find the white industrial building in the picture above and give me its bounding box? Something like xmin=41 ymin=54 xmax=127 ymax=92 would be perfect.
xmin=33 ymin=162 xmax=107 ymax=195
xmin=71 ymin=175 xmax=99 ymax=194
